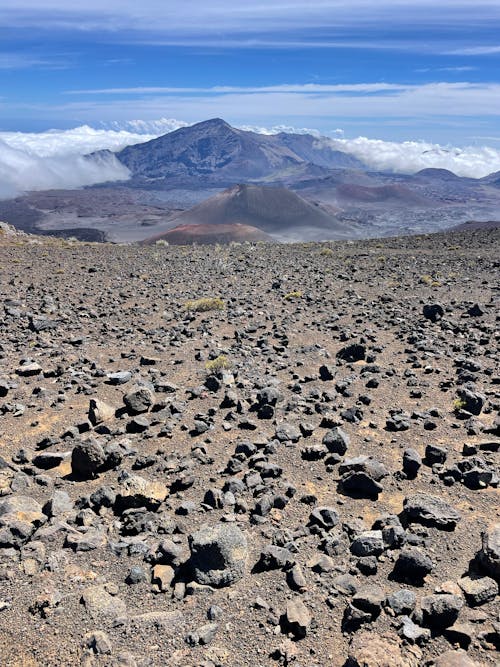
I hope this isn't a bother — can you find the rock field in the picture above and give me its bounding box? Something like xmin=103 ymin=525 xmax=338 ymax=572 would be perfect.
xmin=0 ymin=228 xmax=498 ymax=666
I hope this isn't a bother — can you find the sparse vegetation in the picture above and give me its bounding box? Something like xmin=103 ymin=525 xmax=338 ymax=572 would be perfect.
xmin=453 ymin=397 xmax=467 ymax=412
xmin=184 ymin=296 xmax=225 ymax=312
xmin=205 ymin=354 xmax=232 ymax=372
xmin=319 ymin=247 xmax=334 ymax=256
xmin=284 ymin=290 xmax=303 ymax=300
xmin=419 ymin=274 xmax=442 ymax=287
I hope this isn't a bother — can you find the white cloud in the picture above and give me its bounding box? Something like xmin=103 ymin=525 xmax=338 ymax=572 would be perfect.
xmin=446 ymin=46 xmax=500 ymax=55
xmin=66 ymin=83 xmax=409 ymax=96
xmin=324 ymin=136 xmax=500 ymax=177
xmin=0 ymin=120 xmax=191 ymax=197
xmin=238 ymin=126 xmax=500 ymax=177
xmin=239 ymin=124 xmax=322 ymax=136
xmin=0 ymin=135 xmax=130 ymax=198
xmin=0 ymin=53 xmax=59 ymax=69
xmin=56 ymin=82 xmax=500 ymax=120
xmin=1 ymin=1 xmax=500 ymax=37
xmin=0 ymin=120 xmax=185 ymax=157
xmin=97 ymin=118 xmax=188 ymax=135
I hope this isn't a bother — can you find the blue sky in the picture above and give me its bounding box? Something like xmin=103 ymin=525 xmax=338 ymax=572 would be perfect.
xmin=1 ymin=1 xmax=500 ymax=143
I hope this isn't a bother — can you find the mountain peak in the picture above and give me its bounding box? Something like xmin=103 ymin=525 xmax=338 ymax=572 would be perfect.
xmin=188 ymin=117 xmax=233 ymax=132
xmin=199 ymin=117 xmax=231 ymax=127
xmin=115 ymin=118 xmax=363 ymax=182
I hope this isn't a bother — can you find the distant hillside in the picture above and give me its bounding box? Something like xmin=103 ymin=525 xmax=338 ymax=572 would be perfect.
xmin=415 ymin=168 xmax=462 ymax=181
xmin=450 ymin=220 xmax=500 ymax=232
xmin=143 ymin=222 xmax=274 ymax=245
xmin=115 ymin=118 xmax=364 ymax=184
xmin=335 ymin=183 xmax=433 ymax=206
xmin=481 ymin=170 xmax=500 ymax=187
xmin=165 ymin=183 xmax=360 ymax=240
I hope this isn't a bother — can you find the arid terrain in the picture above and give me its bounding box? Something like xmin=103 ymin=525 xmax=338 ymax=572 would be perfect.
xmin=0 ymin=225 xmax=498 ymax=667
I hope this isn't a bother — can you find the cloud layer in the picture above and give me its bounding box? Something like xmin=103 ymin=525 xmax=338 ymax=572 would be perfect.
xmin=2 ymin=1 xmax=500 ymax=37
xmin=0 ymin=120 xmax=185 ymax=157
xmin=1 ymin=118 xmax=500 ymax=199
xmin=62 ymin=82 xmax=500 ymax=120
xmin=325 ymin=137 xmax=500 ymax=178
xmin=0 ymin=132 xmax=131 ymax=198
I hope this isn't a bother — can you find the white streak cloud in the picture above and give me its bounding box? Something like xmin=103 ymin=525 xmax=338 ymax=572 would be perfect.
xmin=66 ymin=83 xmax=410 ymax=96
xmin=0 ymin=53 xmax=61 ymax=69
xmin=56 ymin=82 xmax=500 ymax=120
xmin=2 ymin=1 xmax=500 ymax=34
xmin=446 ymin=45 xmax=500 ymax=55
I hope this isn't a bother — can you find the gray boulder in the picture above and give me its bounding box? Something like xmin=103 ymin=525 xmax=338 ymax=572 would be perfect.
xmin=386 ymin=589 xmax=416 ymax=616
xmin=123 ymin=385 xmax=155 ymax=414
xmin=458 ymin=575 xmax=498 ymax=606
xmin=71 ymin=439 xmax=106 ymax=479
xmin=0 ymin=495 xmax=46 ymax=547
xmin=421 ymin=594 xmax=463 ymax=629
xmin=423 ymin=303 xmax=444 ymax=322
xmin=457 ymin=387 xmax=485 ymax=416
xmin=403 ymin=493 xmax=461 ymax=530
xmin=322 ymin=427 xmax=350 ymax=455
xmin=393 ymin=547 xmax=434 ymax=583
xmin=478 ymin=523 xmax=500 ymax=581
xmin=189 ymin=523 xmax=248 ymax=587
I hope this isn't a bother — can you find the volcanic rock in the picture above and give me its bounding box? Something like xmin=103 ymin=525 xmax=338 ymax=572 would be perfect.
xmin=403 ymin=493 xmax=461 ymax=530
xmin=478 ymin=523 xmax=500 ymax=580
xmin=0 ymin=495 xmax=46 ymax=547
xmin=189 ymin=523 xmax=248 ymax=587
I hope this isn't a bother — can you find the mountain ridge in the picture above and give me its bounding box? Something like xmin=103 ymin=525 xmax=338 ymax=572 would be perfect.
xmin=114 ymin=118 xmax=365 ymax=184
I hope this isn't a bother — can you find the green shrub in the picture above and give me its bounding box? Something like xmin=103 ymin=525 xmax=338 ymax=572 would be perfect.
xmin=205 ymin=355 xmax=232 ymax=372
xmin=184 ymin=297 xmax=224 ymax=312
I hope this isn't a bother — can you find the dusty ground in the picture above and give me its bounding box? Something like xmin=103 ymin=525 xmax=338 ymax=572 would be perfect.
xmin=0 ymin=228 xmax=498 ymax=667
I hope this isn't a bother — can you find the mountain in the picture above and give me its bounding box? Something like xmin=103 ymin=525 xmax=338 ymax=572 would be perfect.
xmin=450 ymin=220 xmax=500 ymax=231
xmin=115 ymin=118 xmax=364 ymax=184
xmin=163 ymin=183 xmax=360 ymax=241
xmin=414 ymin=168 xmax=462 ymax=181
xmin=335 ymin=183 xmax=433 ymax=207
xmin=481 ymin=170 xmax=500 ymax=187
xmin=143 ymin=222 xmax=274 ymax=245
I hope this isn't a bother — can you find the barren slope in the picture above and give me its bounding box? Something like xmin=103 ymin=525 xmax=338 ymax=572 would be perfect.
xmin=0 ymin=229 xmax=498 ymax=667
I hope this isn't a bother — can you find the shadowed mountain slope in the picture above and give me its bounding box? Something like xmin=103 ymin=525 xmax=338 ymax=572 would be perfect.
xmin=450 ymin=219 xmax=500 ymax=231
xmin=142 ymin=222 xmax=274 ymax=245
xmin=164 ymin=183 xmax=360 ymax=239
xmin=335 ymin=183 xmax=434 ymax=206
xmin=116 ymin=118 xmax=364 ymax=183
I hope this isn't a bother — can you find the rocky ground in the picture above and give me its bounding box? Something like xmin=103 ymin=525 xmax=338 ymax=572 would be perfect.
xmin=0 ymin=228 xmax=498 ymax=667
